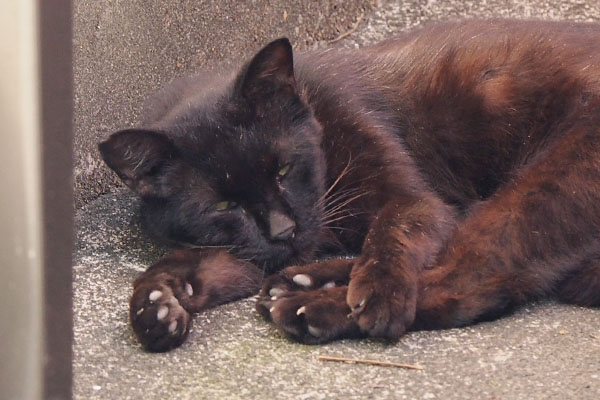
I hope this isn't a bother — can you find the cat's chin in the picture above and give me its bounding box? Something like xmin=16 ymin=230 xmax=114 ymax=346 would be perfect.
xmin=251 ymin=245 xmax=299 ymax=272
xmin=242 ymin=239 xmax=316 ymax=272
xmin=251 ymin=226 xmax=321 ymax=270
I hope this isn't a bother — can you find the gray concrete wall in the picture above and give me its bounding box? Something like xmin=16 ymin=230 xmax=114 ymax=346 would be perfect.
xmin=73 ymin=0 xmax=372 ymax=208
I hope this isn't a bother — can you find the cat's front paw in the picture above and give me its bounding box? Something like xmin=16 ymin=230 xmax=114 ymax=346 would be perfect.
xmin=347 ymin=258 xmax=417 ymax=340
xmin=129 ymin=276 xmax=191 ymax=352
xmin=256 ymin=287 xmax=361 ymax=344
xmin=260 ymin=258 xmax=354 ymax=297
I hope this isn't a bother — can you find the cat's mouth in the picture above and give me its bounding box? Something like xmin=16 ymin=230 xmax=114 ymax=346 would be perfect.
xmin=266 ymin=224 xmax=321 ymax=270
xmin=240 ymin=226 xmax=314 ymax=271
xmin=264 ymin=236 xmax=301 ymax=268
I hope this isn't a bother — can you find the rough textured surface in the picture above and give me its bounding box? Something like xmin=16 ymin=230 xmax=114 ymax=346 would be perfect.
xmin=73 ymin=0 xmax=373 ymax=208
xmin=74 ymin=1 xmax=600 ymax=399
xmin=74 ymin=191 xmax=600 ymax=400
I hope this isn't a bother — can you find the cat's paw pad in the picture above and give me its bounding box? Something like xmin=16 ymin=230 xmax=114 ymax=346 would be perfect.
xmin=256 ymin=287 xmax=361 ymax=344
xmin=346 ymin=259 xmax=417 ymax=340
xmin=261 ymin=271 xmax=335 ymax=297
xmin=260 ymin=259 xmax=354 ymax=297
xmin=130 ymin=283 xmax=191 ymax=352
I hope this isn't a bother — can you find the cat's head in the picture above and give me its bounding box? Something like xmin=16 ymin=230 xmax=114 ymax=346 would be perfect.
xmin=99 ymin=38 xmax=326 ymax=270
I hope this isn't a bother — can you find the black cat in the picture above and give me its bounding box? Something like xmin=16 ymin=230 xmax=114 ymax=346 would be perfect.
xmin=100 ymin=19 xmax=600 ymax=352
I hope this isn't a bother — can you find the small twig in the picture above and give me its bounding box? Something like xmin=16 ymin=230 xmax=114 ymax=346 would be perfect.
xmin=328 ymin=12 xmax=365 ymax=44
xmin=590 ymin=334 xmax=600 ymax=340
xmin=317 ymin=355 xmax=423 ymax=370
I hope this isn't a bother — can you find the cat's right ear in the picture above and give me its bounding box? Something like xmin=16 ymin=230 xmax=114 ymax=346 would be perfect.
xmin=98 ymin=129 xmax=180 ymax=198
xmin=236 ymin=37 xmax=296 ymax=101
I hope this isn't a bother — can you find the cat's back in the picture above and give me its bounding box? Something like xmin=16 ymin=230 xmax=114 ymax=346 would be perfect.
xmin=363 ymin=19 xmax=600 ymax=97
xmin=351 ymin=19 xmax=600 ymax=205
xmin=295 ymin=19 xmax=600 ymax=132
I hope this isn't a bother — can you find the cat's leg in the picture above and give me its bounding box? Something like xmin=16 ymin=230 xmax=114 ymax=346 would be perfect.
xmin=130 ymin=249 xmax=262 ymax=351
xmin=345 ymin=195 xmax=457 ymax=339
xmin=414 ymin=118 xmax=600 ymax=329
xmin=259 ymin=258 xmax=354 ymax=296
xmin=557 ymin=250 xmax=600 ymax=307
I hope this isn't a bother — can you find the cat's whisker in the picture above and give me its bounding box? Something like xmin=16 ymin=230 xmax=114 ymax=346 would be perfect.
xmin=326 ymin=225 xmax=362 ymax=234
xmin=320 ymin=185 xmax=371 ymax=213
xmin=321 ymin=208 xmax=366 ymax=226
xmin=178 ymin=242 xmax=240 ymax=251
xmin=321 ymin=196 xmax=364 ymax=221
xmin=317 ymin=174 xmax=367 ymax=209
xmin=321 ymin=191 xmax=373 ymax=221
xmin=317 ymin=155 xmax=355 ymax=206
xmin=322 ymin=212 xmax=364 ymax=226
xmin=322 ymin=208 xmax=366 ymax=221
xmin=321 ymin=209 xmax=360 ymax=223
xmin=321 ymin=187 xmax=365 ymax=210
xmin=317 ymin=170 xmax=381 ymax=212
xmin=321 ymin=194 xmax=363 ymax=219
xmin=320 ymin=196 xmax=370 ymax=231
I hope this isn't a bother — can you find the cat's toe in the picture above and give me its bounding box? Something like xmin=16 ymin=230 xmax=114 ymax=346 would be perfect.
xmin=347 ymin=260 xmax=417 ymax=340
xmin=291 ymin=273 xmax=313 ymax=287
xmin=260 ymin=259 xmax=354 ymax=297
xmin=255 ymin=296 xmax=276 ymax=322
xmin=268 ymin=287 xmax=286 ymax=297
xmin=259 ymin=272 xmax=299 ymax=297
xmin=258 ymin=287 xmax=362 ymax=344
xmin=130 ymin=284 xmax=191 ymax=352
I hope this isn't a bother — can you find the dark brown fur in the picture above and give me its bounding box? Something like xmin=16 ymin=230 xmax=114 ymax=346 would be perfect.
xmin=100 ymin=19 xmax=600 ymax=351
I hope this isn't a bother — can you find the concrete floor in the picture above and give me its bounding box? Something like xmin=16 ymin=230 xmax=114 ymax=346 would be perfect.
xmin=74 ymin=1 xmax=600 ymax=399
xmin=74 ymin=190 xmax=600 ymax=400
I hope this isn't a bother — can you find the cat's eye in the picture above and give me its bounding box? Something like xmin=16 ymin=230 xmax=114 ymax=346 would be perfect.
xmin=213 ymin=200 xmax=237 ymax=211
xmin=278 ymin=164 xmax=291 ymax=177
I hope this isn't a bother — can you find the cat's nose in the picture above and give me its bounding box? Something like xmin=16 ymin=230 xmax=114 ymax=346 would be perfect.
xmin=268 ymin=210 xmax=296 ymax=241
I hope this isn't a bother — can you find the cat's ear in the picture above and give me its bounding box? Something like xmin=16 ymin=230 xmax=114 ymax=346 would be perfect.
xmin=98 ymin=129 xmax=180 ymax=198
xmin=237 ymin=38 xmax=296 ymax=100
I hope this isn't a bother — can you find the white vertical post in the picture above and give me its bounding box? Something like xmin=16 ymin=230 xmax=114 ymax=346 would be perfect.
xmin=0 ymin=1 xmax=73 ymax=399
xmin=0 ymin=1 xmax=44 ymax=399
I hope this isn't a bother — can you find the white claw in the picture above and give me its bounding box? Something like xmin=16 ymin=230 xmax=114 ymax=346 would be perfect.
xmin=307 ymin=325 xmax=322 ymax=337
xmin=168 ymin=320 xmax=178 ymax=334
xmin=157 ymin=305 xmax=168 ymax=320
xmin=321 ymin=281 xmax=336 ymax=289
xmin=293 ymin=274 xmax=312 ymax=287
xmin=269 ymin=287 xmax=285 ymax=297
xmin=136 ymin=307 xmax=144 ymax=316
xmin=359 ymin=298 xmax=366 ymax=308
xmin=269 ymin=306 xmax=276 ymax=313
xmin=149 ymin=290 xmax=162 ymax=301
xmin=185 ymin=283 xmax=193 ymax=296
xmin=271 ymin=296 xmax=278 ymax=301
xmin=296 ymin=306 xmax=307 ymax=316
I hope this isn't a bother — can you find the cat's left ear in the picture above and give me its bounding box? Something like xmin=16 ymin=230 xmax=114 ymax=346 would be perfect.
xmin=237 ymin=38 xmax=296 ymax=100
xmin=98 ymin=129 xmax=181 ymax=198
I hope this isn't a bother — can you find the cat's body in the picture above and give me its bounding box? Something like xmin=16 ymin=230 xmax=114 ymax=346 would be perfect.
xmin=100 ymin=19 xmax=600 ymax=351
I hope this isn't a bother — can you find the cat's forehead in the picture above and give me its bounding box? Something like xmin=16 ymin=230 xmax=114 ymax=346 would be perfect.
xmin=184 ymin=115 xmax=297 ymax=154
xmin=175 ymin=122 xmax=296 ymax=185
